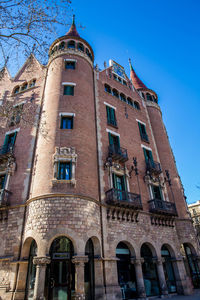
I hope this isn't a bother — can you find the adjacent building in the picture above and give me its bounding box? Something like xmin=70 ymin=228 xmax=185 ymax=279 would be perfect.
xmin=0 ymin=17 xmax=200 ymax=300
xmin=188 ymin=201 xmax=200 ymax=241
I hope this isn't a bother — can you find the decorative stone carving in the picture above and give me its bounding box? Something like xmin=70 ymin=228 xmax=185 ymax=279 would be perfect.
xmin=107 ymin=207 xmax=139 ymax=223
xmin=33 ymin=256 xmax=51 ymax=266
xmin=72 ymin=256 xmax=88 ymax=265
xmin=150 ymin=215 xmax=175 ymax=227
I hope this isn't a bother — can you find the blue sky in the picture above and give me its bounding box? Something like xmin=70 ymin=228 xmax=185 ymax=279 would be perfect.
xmin=64 ymin=0 xmax=200 ymax=204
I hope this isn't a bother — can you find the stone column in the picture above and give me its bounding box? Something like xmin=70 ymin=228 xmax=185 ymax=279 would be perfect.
xmin=131 ymin=258 xmax=146 ymax=299
xmin=156 ymin=258 xmax=168 ymax=296
xmin=33 ymin=256 xmax=51 ymax=300
xmin=94 ymin=257 xmax=106 ymax=300
xmin=72 ymin=255 xmax=88 ymax=300
xmin=175 ymin=257 xmax=193 ymax=295
xmin=104 ymin=257 xmax=122 ymax=300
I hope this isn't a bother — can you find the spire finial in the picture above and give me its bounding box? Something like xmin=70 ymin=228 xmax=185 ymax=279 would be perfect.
xmin=129 ymin=58 xmax=133 ymax=71
xmin=72 ymin=14 xmax=75 ymax=25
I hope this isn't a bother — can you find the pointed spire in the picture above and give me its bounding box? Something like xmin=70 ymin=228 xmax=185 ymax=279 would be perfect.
xmin=129 ymin=58 xmax=147 ymax=90
xmin=66 ymin=14 xmax=80 ymax=37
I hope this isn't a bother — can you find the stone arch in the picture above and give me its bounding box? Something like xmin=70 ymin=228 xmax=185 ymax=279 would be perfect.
xmin=140 ymin=241 xmax=157 ymax=258
xmin=160 ymin=243 xmax=176 ymax=258
xmin=182 ymin=242 xmax=198 ymax=255
xmin=21 ymin=236 xmax=38 ymax=259
xmin=85 ymin=236 xmax=101 ymax=257
xmin=114 ymin=239 xmax=136 ymax=257
xmin=46 ymin=230 xmax=78 ymax=255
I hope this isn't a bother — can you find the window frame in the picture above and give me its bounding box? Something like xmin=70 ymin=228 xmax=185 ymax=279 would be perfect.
xmin=106 ymin=105 xmax=117 ymax=127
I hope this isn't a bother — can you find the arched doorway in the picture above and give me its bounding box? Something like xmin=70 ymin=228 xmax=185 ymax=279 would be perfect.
xmin=116 ymin=242 xmax=137 ymax=299
xmin=161 ymin=245 xmax=177 ymax=293
xmin=45 ymin=236 xmax=75 ymax=300
xmin=183 ymin=243 xmax=200 ymax=288
xmin=141 ymin=243 xmax=160 ymax=297
xmin=25 ymin=240 xmax=37 ymax=299
xmin=85 ymin=238 xmax=95 ymax=300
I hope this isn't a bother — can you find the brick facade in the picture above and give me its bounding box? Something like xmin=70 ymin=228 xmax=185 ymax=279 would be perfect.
xmin=0 ymin=20 xmax=199 ymax=300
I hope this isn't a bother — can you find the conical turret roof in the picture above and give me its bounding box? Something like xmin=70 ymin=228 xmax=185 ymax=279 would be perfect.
xmin=129 ymin=58 xmax=147 ymax=90
xmin=66 ymin=15 xmax=80 ymax=37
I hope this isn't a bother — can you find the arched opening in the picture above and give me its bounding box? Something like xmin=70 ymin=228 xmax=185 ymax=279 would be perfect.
xmin=182 ymin=243 xmax=200 ymax=288
xmin=21 ymin=82 xmax=28 ymax=91
xmin=67 ymin=40 xmax=75 ymax=49
xmin=120 ymin=93 xmax=126 ymax=102
xmin=59 ymin=41 xmax=65 ymax=50
xmin=29 ymin=79 xmax=36 ymax=88
xmin=146 ymin=93 xmax=153 ymax=102
xmin=116 ymin=242 xmax=137 ymax=299
xmin=25 ymin=240 xmax=37 ymax=299
xmin=134 ymin=101 xmax=140 ymax=110
xmin=13 ymin=86 xmax=20 ymax=94
xmin=127 ymin=97 xmax=133 ymax=107
xmin=161 ymin=245 xmax=177 ymax=293
xmin=104 ymin=84 xmax=111 ymax=94
xmin=77 ymin=43 xmax=84 ymax=52
xmin=141 ymin=243 xmax=160 ymax=297
xmin=85 ymin=238 xmax=95 ymax=300
xmin=45 ymin=236 xmax=75 ymax=300
xmin=113 ymin=89 xmax=119 ymax=98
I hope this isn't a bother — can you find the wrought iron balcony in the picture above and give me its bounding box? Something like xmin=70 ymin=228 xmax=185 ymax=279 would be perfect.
xmin=105 ymin=188 xmax=142 ymax=209
xmin=0 ymin=145 xmax=14 ymax=159
xmin=0 ymin=189 xmax=11 ymax=206
xmin=108 ymin=145 xmax=128 ymax=162
xmin=146 ymin=159 xmax=162 ymax=175
xmin=148 ymin=198 xmax=178 ymax=216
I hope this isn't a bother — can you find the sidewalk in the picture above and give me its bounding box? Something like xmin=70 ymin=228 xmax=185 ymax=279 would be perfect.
xmin=164 ymin=290 xmax=200 ymax=300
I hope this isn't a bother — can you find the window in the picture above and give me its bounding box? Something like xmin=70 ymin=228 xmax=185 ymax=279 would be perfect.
xmin=3 ymin=132 xmax=17 ymax=153
xmin=193 ymin=209 xmax=197 ymax=215
xmin=112 ymin=173 xmax=127 ymax=201
xmin=143 ymin=148 xmax=153 ymax=165
xmin=13 ymin=86 xmax=20 ymax=94
xmin=112 ymin=89 xmax=119 ymax=98
xmin=58 ymin=162 xmax=71 ymax=180
xmin=138 ymin=122 xmax=149 ymax=142
xmin=0 ymin=175 xmax=6 ymax=190
xmin=59 ymin=41 xmax=65 ymax=49
xmin=77 ymin=43 xmax=84 ymax=52
xmin=64 ymin=85 xmax=74 ymax=96
xmin=106 ymin=106 xmax=117 ymax=127
xmin=29 ymin=79 xmax=36 ymax=88
xmin=134 ymin=101 xmax=140 ymax=110
xmin=127 ymin=97 xmax=133 ymax=106
xmin=142 ymin=92 xmax=145 ymax=99
xmin=150 ymin=185 xmax=163 ymax=200
xmin=21 ymin=82 xmax=28 ymax=91
xmin=123 ymin=80 xmax=127 ymax=86
xmin=67 ymin=40 xmax=75 ymax=49
xmin=104 ymin=84 xmax=111 ymax=94
xmin=120 ymin=93 xmax=126 ymax=102
xmin=60 ymin=116 xmax=73 ymax=129
xmin=108 ymin=133 xmax=120 ymax=153
xmin=113 ymin=74 xmax=117 ymax=81
xmin=65 ymin=61 xmax=76 ymax=70
xmin=146 ymin=93 xmax=153 ymax=102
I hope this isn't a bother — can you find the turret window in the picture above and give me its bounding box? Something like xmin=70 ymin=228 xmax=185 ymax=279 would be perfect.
xmin=59 ymin=41 xmax=65 ymax=50
xmin=146 ymin=93 xmax=153 ymax=102
xmin=127 ymin=97 xmax=133 ymax=107
xmin=120 ymin=93 xmax=126 ymax=102
xmin=58 ymin=162 xmax=72 ymax=180
xmin=112 ymin=89 xmax=119 ymax=98
xmin=77 ymin=43 xmax=84 ymax=52
xmin=63 ymin=85 xmax=74 ymax=96
xmin=13 ymin=86 xmax=20 ymax=94
xmin=134 ymin=101 xmax=140 ymax=110
xmin=65 ymin=61 xmax=76 ymax=70
xmin=105 ymin=84 xmax=111 ymax=94
xmin=60 ymin=116 xmax=73 ymax=129
xmin=67 ymin=40 xmax=75 ymax=49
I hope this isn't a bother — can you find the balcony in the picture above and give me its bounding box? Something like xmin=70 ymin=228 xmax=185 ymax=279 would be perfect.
xmin=0 ymin=145 xmax=14 ymax=160
xmin=0 ymin=189 xmax=11 ymax=206
xmin=108 ymin=145 xmax=128 ymax=163
xmin=105 ymin=188 xmax=142 ymax=209
xmin=148 ymin=198 xmax=178 ymax=216
xmin=146 ymin=159 xmax=162 ymax=175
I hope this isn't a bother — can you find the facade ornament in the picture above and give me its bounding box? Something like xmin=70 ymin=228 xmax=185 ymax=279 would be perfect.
xmin=33 ymin=256 xmax=51 ymax=266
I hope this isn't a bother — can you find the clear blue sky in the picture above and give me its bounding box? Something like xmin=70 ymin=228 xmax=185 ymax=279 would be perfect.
xmin=64 ymin=0 xmax=200 ymax=204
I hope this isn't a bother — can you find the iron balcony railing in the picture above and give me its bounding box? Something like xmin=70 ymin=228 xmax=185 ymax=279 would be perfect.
xmin=105 ymin=188 xmax=142 ymax=209
xmin=108 ymin=145 xmax=128 ymax=162
xmin=0 ymin=145 xmax=14 ymax=156
xmin=146 ymin=159 xmax=162 ymax=174
xmin=0 ymin=189 xmax=11 ymax=206
xmin=148 ymin=198 xmax=178 ymax=216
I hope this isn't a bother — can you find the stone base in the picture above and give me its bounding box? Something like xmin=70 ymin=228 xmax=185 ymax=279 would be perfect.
xmin=13 ymin=290 xmax=25 ymax=300
xmin=95 ymin=285 xmax=106 ymax=300
xmin=105 ymin=285 xmax=122 ymax=300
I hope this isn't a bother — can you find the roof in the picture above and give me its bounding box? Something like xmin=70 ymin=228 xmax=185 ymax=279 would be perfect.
xmin=129 ymin=58 xmax=147 ymax=90
xmin=66 ymin=15 xmax=80 ymax=38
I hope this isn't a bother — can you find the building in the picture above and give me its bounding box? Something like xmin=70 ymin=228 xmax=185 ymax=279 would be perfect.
xmin=188 ymin=201 xmax=200 ymax=241
xmin=0 ymin=16 xmax=200 ymax=300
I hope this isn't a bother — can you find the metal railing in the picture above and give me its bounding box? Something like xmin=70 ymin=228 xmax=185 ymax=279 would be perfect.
xmin=106 ymin=188 xmax=142 ymax=209
xmin=146 ymin=159 xmax=162 ymax=174
xmin=0 ymin=189 xmax=11 ymax=206
xmin=148 ymin=198 xmax=178 ymax=216
xmin=0 ymin=145 xmax=14 ymax=156
xmin=108 ymin=145 xmax=128 ymax=162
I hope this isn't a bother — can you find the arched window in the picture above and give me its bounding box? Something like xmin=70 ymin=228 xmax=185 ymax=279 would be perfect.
xmin=120 ymin=93 xmax=126 ymax=102
xmin=161 ymin=245 xmax=177 ymax=293
xmin=85 ymin=239 xmax=95 ymax=300
xmin=127 ymin=97 xmax=133 ymax=106
xmin=13 ymin=86 xmax=20 ymax=94
xmin=77 ymin=43 xmax=84 ymax=52
xmin=59 ymin=41 xmax=65 ymax=50
xmin=116 ymin=242 xmax=137 ymax=299
xmin=45 ymin=236 xmax=75 ymax=299
xmin=183 ymin=243 xmax=200 ymax=288
xmin=29 ymin=79 xmax=36 ymax=88
xmin=141 ymin=244 xmax=160 ymax=297
xmin=134 ymin=101 xmax=140 ymax=110
xmin=86 ymin=48 xmax=90 ymax=56
xmin=104 ymin=84 xmax=111 ymax=94
xmin=25 ymin=240 xmax=37 ymax=299
xmin=67 ymin=40 xmax=75 ymax=49
xmin=152 ymin=95 xmax=158 ymax=103
xmin=112 ymin=89 xmax=119 ymax=98
xmin=146 ymin=93 xmax=153 ymax=102
xmin=21 ymin=82 xmax=28 ymax=91
xmin=141 ymin=92 xmax=145 ymax=99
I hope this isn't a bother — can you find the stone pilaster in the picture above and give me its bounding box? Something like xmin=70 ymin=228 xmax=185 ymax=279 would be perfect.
xmin=33 ymin=256 xmax=51 ymax=300
xmin=94 ymin=257 xmax=106 ymax=300
xmin=156 ymin=258 xmax=168 ymax=296
xmin=13 ymin=260 xmax=29 ymax=300
xmin=72 ymin=255 xmax=88 ymax=300
xmin=175 ymin=257 xmax=193 ymax=295
xmin=131 ymin=258 xmax=146 ymax=299
xmin=104 ymin=257 xmax=122 ymax=300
